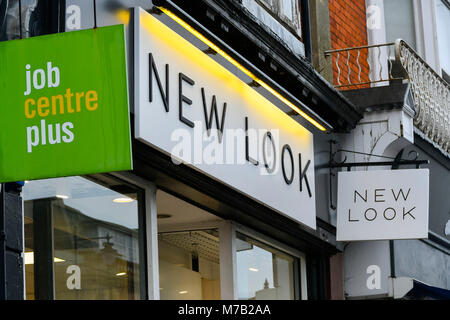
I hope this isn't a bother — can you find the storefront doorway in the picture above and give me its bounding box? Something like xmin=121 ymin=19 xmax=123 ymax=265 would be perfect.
xmin=157 ymin=190 xmax=221 ymax=300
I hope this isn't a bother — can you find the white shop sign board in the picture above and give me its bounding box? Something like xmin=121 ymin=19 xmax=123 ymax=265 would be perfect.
xmin=337 ymin=169 xmax=429 ymax=241
xmin=134 ymin=8 xmax=317 ymax=229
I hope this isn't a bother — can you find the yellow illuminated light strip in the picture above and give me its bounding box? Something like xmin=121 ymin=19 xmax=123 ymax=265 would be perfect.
xmin=24 ymin=252 xmax=65 ymax=265
xmin=158 ymin=7 xmax=327 ymax=132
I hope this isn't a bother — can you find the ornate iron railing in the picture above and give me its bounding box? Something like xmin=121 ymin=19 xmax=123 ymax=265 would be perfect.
xmin=325 ymin=40 xmax=450 ymax=154
xmin=396 ymin=40 xmax=450 ymax=154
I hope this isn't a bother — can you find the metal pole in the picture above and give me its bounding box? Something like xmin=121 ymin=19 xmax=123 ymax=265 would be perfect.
xmin=18 ymin=0 xmax=22 ymax=39
xmin=329 ymin=160 xmax=429 ymax=169
xmin=33 ymin=198 xmax=55 ymax=300
xmin=93 ymin=0 xmax=97 ymax=29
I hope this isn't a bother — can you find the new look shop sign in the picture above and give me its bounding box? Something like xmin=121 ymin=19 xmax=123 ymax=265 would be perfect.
xmin=0 ymin=25 xmax=132 ymax=182
xmin=337 ymin=169 xmax=429 ymax=241
xmin=134 ymin=9 xmax=316 ymax=229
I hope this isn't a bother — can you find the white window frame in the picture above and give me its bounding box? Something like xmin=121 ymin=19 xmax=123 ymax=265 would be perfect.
xmin=111 ymin=171 xmax=161 ymax=300
xmin=279 ymin=0 xmax=302 ymax=39
xmin=112 ymin=173 xmax=307 ymax=301
xmin=433 ymin=0 xmax=450 ymax=77
xmin=22 ymin=173 xmax=151 ymax=300
xmin=111 ymin=175 xmax=224 ymax=300
xmin=366 ymin=0 xmax=442 ymax=75
xmin=230 ymin=221 xmax=308 ymax=300
xmin=412 ymin=0 xmax=441 ymax=74
xmin=257 ymin=0 xmax=303 ymax=39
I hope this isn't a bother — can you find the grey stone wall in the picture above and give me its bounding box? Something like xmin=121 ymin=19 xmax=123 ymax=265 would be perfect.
xmin=394 ymin=239 xmax=449 ymax=289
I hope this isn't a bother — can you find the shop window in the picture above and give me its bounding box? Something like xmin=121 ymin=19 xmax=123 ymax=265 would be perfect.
xmin=23 ymin=175 xmax=145 ymax=300
xmin=157 ymin=190 xmax=222 ymax=300
xmin=236 ymin=233 xmax=297 ymax=300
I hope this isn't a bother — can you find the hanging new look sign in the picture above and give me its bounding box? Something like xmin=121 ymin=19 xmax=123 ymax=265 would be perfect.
xmin=0 ymin=25 xmax=132 ymax=183
xmin=134 ymin=8 xmax=316 ymax=229
xmin=337 ymin=169 xmax=429 ymax=241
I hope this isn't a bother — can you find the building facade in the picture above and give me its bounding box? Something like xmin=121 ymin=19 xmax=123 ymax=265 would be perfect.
xmin=326 ymin=0 xmax=449 ymax=299
xmin=0 ymin=0 xmax=448 ymax=300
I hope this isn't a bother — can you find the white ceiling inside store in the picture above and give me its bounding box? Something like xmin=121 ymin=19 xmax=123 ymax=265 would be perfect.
xmin=157 ymin=190 xmax=222 ymax=232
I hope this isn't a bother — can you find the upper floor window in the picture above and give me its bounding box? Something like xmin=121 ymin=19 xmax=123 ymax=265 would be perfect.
xmin=257 ymin=0 xmax=303 ymax=40
xmin=384 ymin=0 xmax=416 ymax=50
xmin=0 ymin=0 xmax=61 ymax=41
xmin=435 ymin=0 xmax=450 ymax=78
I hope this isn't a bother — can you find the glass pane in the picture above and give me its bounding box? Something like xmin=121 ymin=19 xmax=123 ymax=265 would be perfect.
xmin=158 ymin=230 xmax=220 ymax=300
xmin=435 ymin=0 xmax=450 ymax=75
xmin=236 ymin=233 xmax=295 ymax=300
xmin=157 ymin=190 xmax=221 ymax=300
xmin=0 ymin=0 xmax=44 ymax=41
xmin=280 ymin=0 xmax=294 ymax=21
xmin=23 ymin=176 xmax=142 ymax=300
xmin=384 ymin=0 xmax=416 ymax=49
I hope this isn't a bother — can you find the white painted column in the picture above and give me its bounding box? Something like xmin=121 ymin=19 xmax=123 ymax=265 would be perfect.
xmin=218 ymin=220 xmax=238 ymax=300
xmin=365 ymin=0 xmax=389 ymax=85
xmin=145 ymin=183 xmax=160 ymax=300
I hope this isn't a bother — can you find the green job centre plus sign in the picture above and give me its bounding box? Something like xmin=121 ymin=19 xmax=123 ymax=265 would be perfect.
xmin=0 ymin=25 xmax=132 ymax=182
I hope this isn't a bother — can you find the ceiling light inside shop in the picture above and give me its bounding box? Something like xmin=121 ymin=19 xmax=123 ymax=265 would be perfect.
xmin=113 ymin=197 xmax=134 ymax=203
xmin=179 ymin=291 xmax=188 ymax=294
xmin=24 ymin=252 xmax=65 ymax=265
xmin=157 ymin=6 xmax=328 ymax=132
xmin=116 ymin=272 xmax=127 ymax=276
xmin=249 ymin=267 xmax=259 ymax=272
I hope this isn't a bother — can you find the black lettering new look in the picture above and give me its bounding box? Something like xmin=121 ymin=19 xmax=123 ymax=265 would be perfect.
xmin=364 ymin=208 xmax=377 ymax=221
xmin=178 ymin=72 xmax=195 ymax=128
xmin=354 ymin=190 xmax=368 ymax=203
xmin=383 ymin=207 xmax=396 ymax=220
xmin=281 ymin=144 xmax=294 ymax=185
xmin=392 ymin=188 xmax=411 ymax=201
xmin=403 ymin=207 xmax=416 ymax=220
xmin=201 ymin=87 xmax=227 ymax=143
xmin=349 ymin=207 xmax=416 ymax=222
xmin=146 ymin=55 xmax=315 ymax=199
xmin=374 ymin=189 xmax=386 ymax=202
xmin=149 ymin=53 xmax=169 ymax=112
xmin=262 ymin=131 xmax=276 ymax=174
xmin=299 ymin=153 xmax=312 ymax=198
xmin=245 ymin=117 xmax=259 ymax=166
xmin=348 ymin=209 xmax=359 ymax=222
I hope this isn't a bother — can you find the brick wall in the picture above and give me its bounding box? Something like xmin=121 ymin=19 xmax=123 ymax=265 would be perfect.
xmin=329 ymin=0 xmax=370 ymax=89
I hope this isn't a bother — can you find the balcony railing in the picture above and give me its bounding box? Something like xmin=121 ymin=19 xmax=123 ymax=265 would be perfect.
xmin=324 ymin=42 xmax=401 ymax=88
xmin=325 ymin=40 xmax=450 ymax=155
